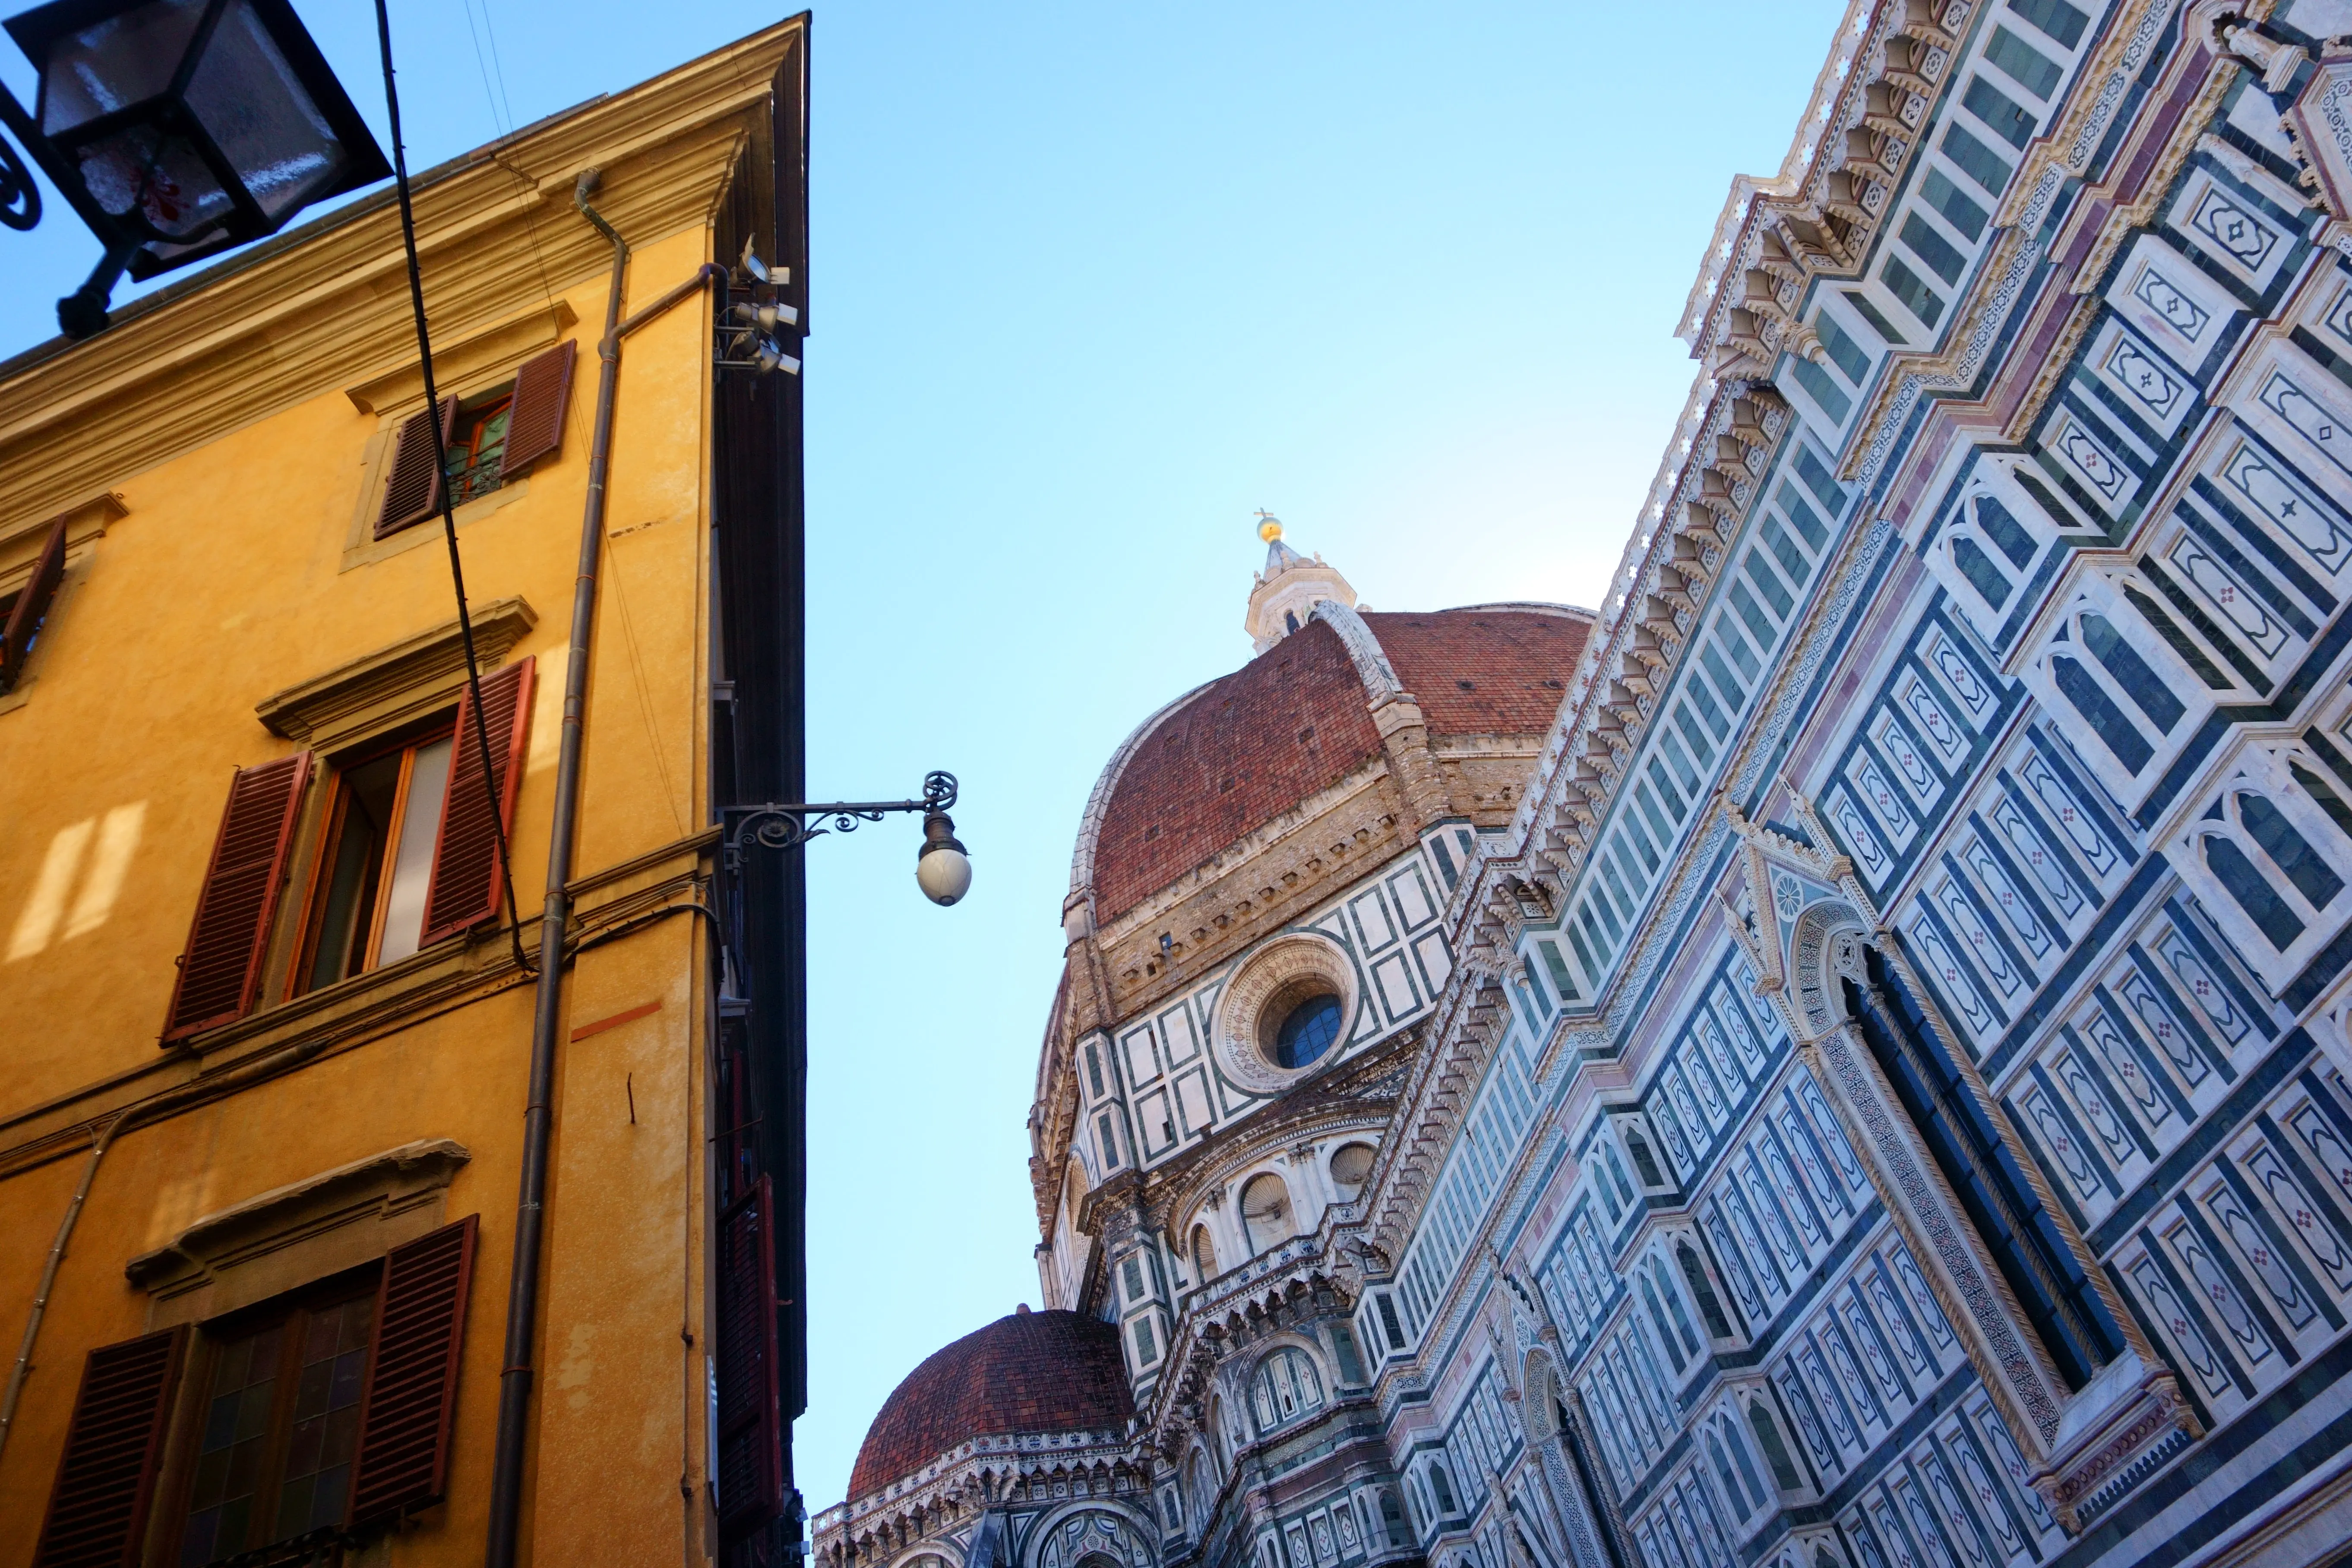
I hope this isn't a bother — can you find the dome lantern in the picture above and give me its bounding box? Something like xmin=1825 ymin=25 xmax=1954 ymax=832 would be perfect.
xmin=1243 ymin=511 xmax=1356 ymax=652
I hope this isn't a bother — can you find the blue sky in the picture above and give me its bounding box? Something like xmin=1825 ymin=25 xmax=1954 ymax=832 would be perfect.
xmin=2 ymin=0 xmax=1845 ymax=1513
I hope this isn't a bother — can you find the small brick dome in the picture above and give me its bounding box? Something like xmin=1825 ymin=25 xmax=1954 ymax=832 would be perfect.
xmin=848 ymin=1308 xmax=1133 ymax=1500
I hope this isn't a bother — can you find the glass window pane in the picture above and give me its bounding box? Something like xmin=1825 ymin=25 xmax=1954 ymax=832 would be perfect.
xmin=377 ymin=737 xmax=454 ymax=965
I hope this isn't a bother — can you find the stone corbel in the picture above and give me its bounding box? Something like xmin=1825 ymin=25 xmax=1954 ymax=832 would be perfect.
xmin=2030 ymin=1350 xmax=2202 ymax=1532
xmin=2283 ymin=49 xmax=2352 ymax=224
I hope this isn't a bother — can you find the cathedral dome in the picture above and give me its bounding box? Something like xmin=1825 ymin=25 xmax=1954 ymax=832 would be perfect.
xmin=1074 ymin=601 xmax=1591 ymax=925
xmin=847 ymin=1308 xmax=1134 ymax=1499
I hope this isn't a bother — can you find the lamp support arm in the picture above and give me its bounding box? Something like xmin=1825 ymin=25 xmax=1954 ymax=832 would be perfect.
xmin=723 ymin=771 xmax=959 ymax=865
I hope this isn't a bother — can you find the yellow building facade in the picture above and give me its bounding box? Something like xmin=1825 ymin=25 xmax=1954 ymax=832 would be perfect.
xmin=0 ymin=19 xmax=809 ymax=1568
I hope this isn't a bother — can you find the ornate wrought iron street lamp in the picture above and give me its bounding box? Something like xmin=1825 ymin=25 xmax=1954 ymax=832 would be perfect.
xmin=0 ymin=0 xmax=390 ymax=337
xmin=725 ymin=769 xmax=972 ymax=906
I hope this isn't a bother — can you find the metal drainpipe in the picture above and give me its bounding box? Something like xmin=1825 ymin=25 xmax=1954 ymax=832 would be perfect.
xmin=483 ymin=168 xmax=725 ymax=1568
xmin=0 ymin=1112 xmax=127 ymax=1470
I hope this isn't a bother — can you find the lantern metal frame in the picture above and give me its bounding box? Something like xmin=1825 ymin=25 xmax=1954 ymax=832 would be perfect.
xmin=0 ymin=0 xmax=390 ymax=335
xmin=721 ymin=771 xmax=961 ymax=869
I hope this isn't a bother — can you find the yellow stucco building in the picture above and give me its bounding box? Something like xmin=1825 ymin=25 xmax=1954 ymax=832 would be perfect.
xmin=0 ymin=19 xmax=811 ymax=1568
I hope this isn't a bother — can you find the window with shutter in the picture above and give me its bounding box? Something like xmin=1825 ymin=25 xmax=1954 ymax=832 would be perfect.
xmin=175 ymin=1283 xmax=378 ymax=1563
xmin=372 ymin=342 xmax=575 ymax=541
xmin=33 ymin=1327 xmax=187 ymax=1568
xmin=499 ymin=340 xmax=576 ymax=475
xmin=420 ymin=656 xmax=534 ymax=945
xmin=715 ymin=1176 xmax=783 ymax=1540
xmin=374 ymin=397 xmax=456 ymax=540
xmin=164 ymin=754 xmax=313 ymax=1042
xmin=0 ymin=514 xmax=69 ymax=695
xmin=287 ymin=658 xmax=533 ymax=993
xmin=348 ymin=1215 xmax=478 ymax=1530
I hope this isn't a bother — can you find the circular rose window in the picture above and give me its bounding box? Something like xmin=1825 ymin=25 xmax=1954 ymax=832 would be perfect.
xmin=1212 ymin=932 xmax=1358 ymax=1094
xmin=1269 ymin=991 xmax=1343 ymax=1068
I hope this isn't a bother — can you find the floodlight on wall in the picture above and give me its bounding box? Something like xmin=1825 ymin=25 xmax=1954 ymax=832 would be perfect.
xmin=0 ymin=0 xmax=391 ymax=337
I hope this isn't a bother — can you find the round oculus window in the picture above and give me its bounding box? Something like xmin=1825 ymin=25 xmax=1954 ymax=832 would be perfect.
xmin=1212 ymin=931 xmax=1357 ymax=1093
xmin=1271 ymin=993 xmax=1343 ymax=1069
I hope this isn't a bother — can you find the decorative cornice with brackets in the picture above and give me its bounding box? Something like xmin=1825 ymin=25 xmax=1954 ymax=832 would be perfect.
xmin=0 ymin=19 xmax=804 ymax=534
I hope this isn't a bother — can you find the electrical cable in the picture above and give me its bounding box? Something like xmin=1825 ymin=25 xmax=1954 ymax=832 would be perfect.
xmin=372 ymin=0 xmax=533 ymax=979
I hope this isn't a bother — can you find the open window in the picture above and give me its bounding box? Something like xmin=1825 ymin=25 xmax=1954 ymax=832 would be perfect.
xmin=292 ymin=721 xmax=455 ymax=990
xmin=373 ymin=341 xmax=575 ymax=539
xmin=161 ymin=658 xmax=533 ymax=1043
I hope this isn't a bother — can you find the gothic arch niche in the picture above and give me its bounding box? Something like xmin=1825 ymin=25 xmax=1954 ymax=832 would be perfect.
xmin=1237 ymin=1171 xmax=1295 ymax=1254
xmin=1520 ymin=1346 xmax=1563 ymax=1446
xmin=1518 ymin=1345 xmax=1623 ymax=1568
xmin=1927 ymin=462 xmax=2059 ymax=645
xmin=2168 ymin=740 xmax=2352 ymax=991
xmin=1245 ymin=1339 xmax=1326 ymax=1433
xmin=1027 ymin=1507 xmax=1153 ymax=1568
xmin=1787 ymin=899 xmax=1867 ymax=1042
xmin=2023 ymin=577 xmax=2211 ymax=809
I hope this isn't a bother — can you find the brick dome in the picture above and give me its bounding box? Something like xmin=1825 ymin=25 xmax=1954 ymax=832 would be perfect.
xmin=848 ymin=1308 xmax=1133 ymax=1500
xmin=1075 ymin=604 xmax=1590 ymax=923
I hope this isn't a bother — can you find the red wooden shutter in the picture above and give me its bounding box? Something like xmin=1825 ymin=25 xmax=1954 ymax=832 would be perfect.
xmin=420 ymin=656 xmax=534 ymax=946
xmin=0 ymin=514 xmax=68 ymax=694
xmin=161 ymin=753 xmax=311 ymax=1043
xmin=375 ymin=396 xmax=458 ymax=539
xmin=32 ymin=1327 xmax=188 ymax=1568
xmin=715 ymin=1176 xmax=783 ymax=1540
xmin=348 ymin=1214 xmax=478 ymax=1530
xmin=499 ymin=340 xmax=576 ymax=475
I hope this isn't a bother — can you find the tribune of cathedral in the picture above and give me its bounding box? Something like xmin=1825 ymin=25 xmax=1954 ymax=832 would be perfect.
xmin=820 ymin=4 xmax=2352 ymax=1567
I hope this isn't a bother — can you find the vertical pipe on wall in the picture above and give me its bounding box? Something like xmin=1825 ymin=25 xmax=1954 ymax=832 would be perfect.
xmin=0 ymin=1113 xmax=126 ymax=1469
xmin=481 ymin=168 xmax=629 ymax=1568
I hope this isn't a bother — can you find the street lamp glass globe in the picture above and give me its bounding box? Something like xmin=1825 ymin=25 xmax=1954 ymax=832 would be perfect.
xmin=917 ymin=845 xmax=971 ymax=906
xmin=915 ymin=810 xmax=970 ymax=906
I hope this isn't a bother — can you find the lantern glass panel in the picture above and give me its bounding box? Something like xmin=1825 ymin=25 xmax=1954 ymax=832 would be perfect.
xmin=37 ymin=0 xmax=203 ymax=136
xmin=186 ymin=0 xmax=342 ymax=218
xmin=76 ymin=119 xmax=225 ymax=236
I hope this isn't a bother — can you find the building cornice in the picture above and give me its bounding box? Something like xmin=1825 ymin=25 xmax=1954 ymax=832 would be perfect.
xmin=0 ymin=18 xmax=806 ymax=537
